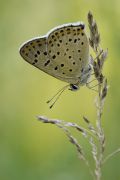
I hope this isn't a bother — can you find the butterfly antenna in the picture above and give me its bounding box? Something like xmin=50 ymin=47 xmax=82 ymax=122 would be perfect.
xmin=46 ymin=85 xmax=69 ymax=108
xmin=49 ymin=88 xmax=66 ymax=109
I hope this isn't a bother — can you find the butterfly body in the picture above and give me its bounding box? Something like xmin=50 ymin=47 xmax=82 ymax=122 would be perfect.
xmin=20 ymin=22 xmax=92 ymax=90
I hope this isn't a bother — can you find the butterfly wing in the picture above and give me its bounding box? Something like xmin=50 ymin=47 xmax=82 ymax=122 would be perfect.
xmin=20 ymin=23 xmax=89 ymax=84
xmin=19 ymin=37 xmax=51 ymax=72
xmin=46 ymin=22 xmax=89 ymax=84
xmin=20 ymin=37 xmax=75 ymax=82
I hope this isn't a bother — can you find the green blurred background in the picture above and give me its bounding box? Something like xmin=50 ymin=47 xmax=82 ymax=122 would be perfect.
xmin=0 ymin=0 xmax=120 ymax=179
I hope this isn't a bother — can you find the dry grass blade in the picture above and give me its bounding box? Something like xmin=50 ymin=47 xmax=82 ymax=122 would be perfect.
xmin=83 ymin=116 xmax=97 ymax=136
xmin=37 ymin=115 xmax=94 ymax=178
xmin=37 ymin=116 xmax=85 ymax=159
xmin=88 ymin=11 xmax=100 ymax=51
xmin=87 ymin=11 xmax=108 ymax=180
xmin=103 ymin=148 xmax=120 ymax=164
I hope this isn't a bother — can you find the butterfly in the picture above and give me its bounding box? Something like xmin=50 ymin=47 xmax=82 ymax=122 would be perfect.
xmin=19 ymin=22 xmax=92 ymax=107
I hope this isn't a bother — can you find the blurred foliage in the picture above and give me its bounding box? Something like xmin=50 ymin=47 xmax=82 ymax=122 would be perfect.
xmin=0 ymin=0 xmax=120 ymax=179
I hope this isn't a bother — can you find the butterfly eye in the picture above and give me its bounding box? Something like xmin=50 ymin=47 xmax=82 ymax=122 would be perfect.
xmin=69 ymin=84 xmax=79 ymax=91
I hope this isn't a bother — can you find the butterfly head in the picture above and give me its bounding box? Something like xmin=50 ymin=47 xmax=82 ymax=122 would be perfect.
xmin=69 ymin=84 xmax=80 ymax=91
xmin=69 ymin=63 xmax=93 ymax=91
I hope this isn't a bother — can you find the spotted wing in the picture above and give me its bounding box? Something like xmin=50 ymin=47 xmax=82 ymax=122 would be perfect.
xmin=46 ymin=23 xmax=89 ymax=84
xmin=20 ymin=37 xmax=52 ymax=73
xmin=20 ymin=37 xmax=65 ymax=78
xmin=20 ymin=23 xmax=89 ymax=85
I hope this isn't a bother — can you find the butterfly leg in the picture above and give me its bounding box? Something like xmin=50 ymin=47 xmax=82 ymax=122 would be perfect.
xmin=86 ymin=82 xmax=98 ymax=92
